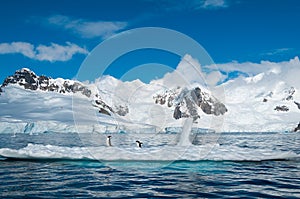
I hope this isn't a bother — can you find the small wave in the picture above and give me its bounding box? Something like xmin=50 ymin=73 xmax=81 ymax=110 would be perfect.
xmin=0 ymin=156 xmax=7 ymax=160
xmin=0 ymin=143 xmax=298 ymax=162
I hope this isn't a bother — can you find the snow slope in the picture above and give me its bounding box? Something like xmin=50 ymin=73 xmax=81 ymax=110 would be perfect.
xmin=220 ymin=57 xmax=300 ymax=132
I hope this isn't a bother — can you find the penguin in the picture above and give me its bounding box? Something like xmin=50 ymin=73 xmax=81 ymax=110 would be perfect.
xmin=136 ymin=140 xmax=143 ymax=148
xmin=106 ymin=135 xmax=112 ymax=147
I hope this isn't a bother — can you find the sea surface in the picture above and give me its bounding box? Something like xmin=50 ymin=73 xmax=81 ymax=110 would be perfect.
xmin=0 ymin=131 xmax=300 ymax=198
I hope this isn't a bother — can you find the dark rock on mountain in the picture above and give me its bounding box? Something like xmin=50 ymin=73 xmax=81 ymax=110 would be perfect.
xmin=63 ymin=81 xmax=92 ymax=98
xmin=154 ymin=86 xmax=227 ymax=122
xmin=0 ymin=68 xmax=92 ymax=97
xmin=200 ymin=101 xmax=212 ymax=114
xmin=38 ymin=75 xmax=50 ymax=91
xmin=115 ymin=105 xmax=129 ymax=116
xmin=0 ymin=68 xmax=117 ymax=116
xmin=274 ymin=105 xmax=289 ymax=112
xmin=92 ymin=96 xmax=129 ymax=117
xmin=293 ymin=122 xmax=300 ymax=132
xmin=213 ymin=101 xmax=228 ymax=116
xmin=93 ymin=99 xmax=114 ymax=116
xmin=99 ymin=108 xmax=111 ymax=116
xmin=294 ymin=101 xmax=300 ymax=110
xmin=173 ymin=106 xmax=182 ymax=119
xmin=154 ymin=94 xmax=166 ymax=105
xmin=2 ymin=68 xmax=38 ymax=90
xmin=285 ymin=87 xmax=295 ymax=101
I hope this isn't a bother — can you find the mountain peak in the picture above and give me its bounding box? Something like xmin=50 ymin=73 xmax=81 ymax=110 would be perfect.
xmin=0 ymin=68 xmax=91 ymax=97
xmin=19 ymin=67 xmax=34 ymax=73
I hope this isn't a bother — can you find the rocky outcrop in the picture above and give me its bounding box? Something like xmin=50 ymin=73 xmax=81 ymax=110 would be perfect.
xmin=274 ymin=105 xmax=289 ymax=112
xmin=294 ymin=101 xmax=300 ymax=110
xmin=154 ymin=87 xmax=227 ymax=122
xmin=0 ymin=68 xmax=117 ymax=117
xmin=0 ymin=68 xmax=92 ymax=98
xmin=173 ymin=106 xmax=182 ymax=119
xmin=91 ymin=98 xmax=129 ymax=116
xmin=114 ymin=105 xmax=129 ymax=116
xmin=92 ymin=97 xmax=113 ymax=116
xmin=2 ymin=68 xmax=39 ymax=90
xmin=293 ymin=122 xmax=300 ymax=132
xmin=285 ymin=87 xmax=295 ymax=101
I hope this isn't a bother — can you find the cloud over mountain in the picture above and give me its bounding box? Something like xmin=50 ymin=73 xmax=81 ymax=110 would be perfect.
xmin=46 ymin=15 xmax=128 ymax=39
xmin=0 ymin=42 xmax=88 ymax=62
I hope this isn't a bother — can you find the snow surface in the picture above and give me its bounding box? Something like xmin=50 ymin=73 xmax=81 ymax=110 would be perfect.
xmin=0 ymin=55 xmax=300 ymax=133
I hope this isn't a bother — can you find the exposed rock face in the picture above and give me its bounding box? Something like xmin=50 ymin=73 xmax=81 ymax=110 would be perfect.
xmin=154 ymin=87 xmax=227 ymax=122
xmin=294 ymin=122 xmax=300 ymax=132
xmin=285 ymin=87 xmax=295 ymax=101
xmin=0 ymin=68 xmax=117 ymax=116
xmin=114 ymin=105 xmax=129 ymax=116
xmin=294 ymin=101 xmax=300 ymax=110
xmin=2 ymin=68 xmax=38 ymax=90
xmin=274 ymin=105 xmax=289 ymax=112
xmin=92 ymin=98 xmax=113 ymax=116
xmin=0 ymin=68 xmax=92 ymax=97
xmin=173 ymin=106 xmax=182 ymax=119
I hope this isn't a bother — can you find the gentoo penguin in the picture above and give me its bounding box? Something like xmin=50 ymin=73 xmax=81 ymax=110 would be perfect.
xmin=136 ymin=140 xmax=143 ymax=148
xmin=106 ymin=135 xmax=112 ymax=147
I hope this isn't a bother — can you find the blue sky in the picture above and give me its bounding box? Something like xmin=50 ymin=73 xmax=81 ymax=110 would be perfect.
xmin=0 ymin=0 xmax=300 ymax=83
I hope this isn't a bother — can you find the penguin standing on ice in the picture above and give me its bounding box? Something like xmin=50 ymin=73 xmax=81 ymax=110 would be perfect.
xmin=106 ymin=135 xmax=112 ymax=147
xmin=136 ymin=140 xmax=143 ymax=148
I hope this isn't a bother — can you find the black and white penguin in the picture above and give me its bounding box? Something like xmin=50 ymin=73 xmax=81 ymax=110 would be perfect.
xmin=106 ymin=135 xmax=112 ymax=147
xmin=136 ymin=140 xmax=143 ymax=148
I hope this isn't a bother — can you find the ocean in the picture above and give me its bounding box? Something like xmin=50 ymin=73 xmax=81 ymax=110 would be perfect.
xmin=0 ymin=132 xmax=299 ymax=198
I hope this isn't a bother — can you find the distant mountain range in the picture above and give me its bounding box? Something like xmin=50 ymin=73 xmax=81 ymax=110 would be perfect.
xmin=1 ymin=55 xmax=300 ymax=133
xmin=0 ymin=68 xmax=227 ymax=122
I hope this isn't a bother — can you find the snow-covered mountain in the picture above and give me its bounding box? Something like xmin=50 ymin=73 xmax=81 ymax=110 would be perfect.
xmin=153 ymin=86 xmax=227 ymax=121
xmin=0 ymin=55 xmax=300 ymax=133
xmin=0 ymin=68 xmax=121 ymax=117
xmin=0 ymin=65 xmax=227 ymax=134
xmin=220 ymin=57 xmax=300 ymax=132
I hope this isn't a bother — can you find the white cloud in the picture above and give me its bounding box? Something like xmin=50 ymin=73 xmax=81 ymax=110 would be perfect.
xmin=0 ymin=42 xmax=35 ymax=58
xmin=155 ymin=54 xmax=300 ymax=88
xmin=35 ymin=42 xmax=88 ymax=62
xmin=261 ymin=48 xmax=293 ymax=56
xmin=142 ymin=0 xmax=229 ymax=12
xmin=214 ymin=61 xmax=279 ymax=76
xmin=202 ymin=56 xmax=300 ymax=86
xmin=202 ymin=0 xmax=228 ymax=9
xmin=0 ymin=41 xmax=88 ymax=62
xmin=153 ymin=54 xmax=225 ymax=88
xmin=47 ymin=15 xmax=127 ymax=39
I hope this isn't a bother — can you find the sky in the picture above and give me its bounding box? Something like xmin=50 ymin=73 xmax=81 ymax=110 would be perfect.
xmin=0 ymin=0 xmax=300 ymax=83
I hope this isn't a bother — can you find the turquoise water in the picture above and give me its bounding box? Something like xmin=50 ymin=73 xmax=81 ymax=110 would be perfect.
xmin=0 ymin=132 xmax=300 ymax=198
